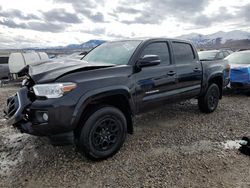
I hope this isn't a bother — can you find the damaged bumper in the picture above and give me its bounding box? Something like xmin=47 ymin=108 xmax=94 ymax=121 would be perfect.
xmin=5 ymin=87 xmax=31 ymax=126
xmin=4 ymin=87 xmax=76 ymax=136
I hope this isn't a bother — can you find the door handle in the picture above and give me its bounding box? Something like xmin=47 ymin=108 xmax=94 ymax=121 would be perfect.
xmin=193 ymin=68 xmax=201 ymax=72
xmin=167 ymin=71 xmax=176 ymax=76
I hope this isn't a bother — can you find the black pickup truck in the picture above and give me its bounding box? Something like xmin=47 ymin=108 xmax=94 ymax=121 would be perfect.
xmin=5 ymin=38 xmax=230 ymax=160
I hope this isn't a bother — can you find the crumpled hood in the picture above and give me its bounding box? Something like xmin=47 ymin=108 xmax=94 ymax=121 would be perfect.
xmin=230 ymin=64 xmax=250 ymax=83
xmin=28 ymin=58 xmax=114 ymax=83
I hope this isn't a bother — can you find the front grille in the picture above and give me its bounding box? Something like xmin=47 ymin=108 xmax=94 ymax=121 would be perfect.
xmin=6 ymin=95 xmax=19 ymax=118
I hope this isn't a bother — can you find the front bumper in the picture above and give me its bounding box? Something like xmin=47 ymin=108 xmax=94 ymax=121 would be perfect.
xmin=4 ymin=87 xmax=77 ymax=136
xmin=5 ymin=88 xmax=31 ymax=126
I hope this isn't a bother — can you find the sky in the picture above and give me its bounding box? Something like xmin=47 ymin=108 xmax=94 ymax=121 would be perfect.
xmin=0 ymin=0 xmax=250 ymax=48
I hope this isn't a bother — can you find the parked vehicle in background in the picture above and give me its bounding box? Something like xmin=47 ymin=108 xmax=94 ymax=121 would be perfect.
xmin=0 ymin=54 xmax=10 ymax=80
xmin=8 ymin=52 xmax=49 ymax=79
xmin=236 ymin=49 xmax=250 ymax=52
xmin=222 ymin=48 xmax=234 ymax=53
xmin=66 ymin=51 xmax=88 ymax=60
xmin=5 ymin=38 xmax=230 ymax=160
xmin=225 ymin=50 xmax=250 ymax=94
xmin=198 ymin=49 xmax=232 ymax=61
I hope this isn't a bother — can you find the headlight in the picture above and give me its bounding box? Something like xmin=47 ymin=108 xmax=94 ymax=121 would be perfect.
xmin=33 ymin=82 xmax=76 ymax=98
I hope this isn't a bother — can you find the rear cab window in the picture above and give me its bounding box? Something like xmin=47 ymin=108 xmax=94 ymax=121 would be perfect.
xmin=172 ymin=42 xmax=196 ymax=64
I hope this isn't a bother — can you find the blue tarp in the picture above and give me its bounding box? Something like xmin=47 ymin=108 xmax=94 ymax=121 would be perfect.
xmin=230 ymin=66 xmax=250 ymax=84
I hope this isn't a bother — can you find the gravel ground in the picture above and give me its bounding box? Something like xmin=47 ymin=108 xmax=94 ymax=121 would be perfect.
xmin=1 ymin=86 xmax=250 ymax=188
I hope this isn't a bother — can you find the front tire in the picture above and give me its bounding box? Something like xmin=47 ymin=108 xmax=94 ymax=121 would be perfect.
xmin=198 ymin=83 xmax=220 ymax=113
xmin=77 ymin=106 xmax=127 ymax=160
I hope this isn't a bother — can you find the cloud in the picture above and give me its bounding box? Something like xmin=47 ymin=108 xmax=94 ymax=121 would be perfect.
xmin=0 ymin=19 xmax=26 ymax=29
xmin=107 ymin=32 xmax=126 ymax=38
xmin=193 ymin=7 xmax=235 ymax=26
xmin=41 ymin=8 xmax=82 ymax=23
xmin=0 ymin=8 xmax=40 ymax=20
xmin=114 ymin=6 xmax=140 ymax=14
xmin=82 ymin=27 xmax=106 ymax=36
xmin=54 ymin=0 xmax=97 ymax=9
xmin=0 ymin=0 xmax=250 ymax=49
xmin=53 ymin=0 xmax=105 ymax=22
xmin=117 ymin=0 xmax=209 ymax=24
xmin=0 ymin=33 xmax=43 ymax=49
xmin=27 ymin=21 xmax=66 ymax=32
xmin=88 ymin=12 xmax=105 ymax=22
xmin=0 ymin=19 xmax=66 ymax=32
xmin=239 ymin=3 xmax=250 ymax=23
xmin=116 ymin=0 xmax=240 ymax=28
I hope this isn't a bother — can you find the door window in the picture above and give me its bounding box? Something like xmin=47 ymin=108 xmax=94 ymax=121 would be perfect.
xmin=172 ymin=42 xmax=195 ymax=64
xmin=140 ymin=42 xmax=170 ymax=65
xmin=223 ymin=51 xmax=230 ymax=57
xmin=217 ymin=52 xmax=224 ymax=60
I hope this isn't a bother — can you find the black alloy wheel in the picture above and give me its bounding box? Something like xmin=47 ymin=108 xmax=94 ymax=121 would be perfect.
xmin=91 ymin=116 xmax=121 ymax=151
xmin=77 ymin=106 xmax=127 ymax=160
xmin=198 ymin=83 xmax=220 ymax=113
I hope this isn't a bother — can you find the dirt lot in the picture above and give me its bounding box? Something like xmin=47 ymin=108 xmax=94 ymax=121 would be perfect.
xmin=0 ymin=86 xmax=250 ymax=188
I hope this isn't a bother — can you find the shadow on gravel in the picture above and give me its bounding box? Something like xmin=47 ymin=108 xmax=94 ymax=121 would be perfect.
xmin=223 ymin=88 xmax=250 ymax=97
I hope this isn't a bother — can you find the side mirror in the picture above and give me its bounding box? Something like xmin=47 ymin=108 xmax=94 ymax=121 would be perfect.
xmin=137 ymin=55 xmax=161 ymax=68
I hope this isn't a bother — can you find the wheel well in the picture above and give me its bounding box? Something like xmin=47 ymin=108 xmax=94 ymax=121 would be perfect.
xmin=75 ymin=94 xmax=133 ymax=136
xmin=209 ymin=76 xmax=223 ymax=99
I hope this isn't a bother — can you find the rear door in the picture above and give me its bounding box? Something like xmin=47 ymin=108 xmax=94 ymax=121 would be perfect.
xmin=135 ymin=41 xmax=177 ymax=112
xmin=171 ymin=41 xmax=202 ymax=98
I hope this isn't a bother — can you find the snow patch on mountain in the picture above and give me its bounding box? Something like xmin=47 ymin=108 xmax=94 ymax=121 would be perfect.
xmin=179 ymin=30 xmax=250 ymax=47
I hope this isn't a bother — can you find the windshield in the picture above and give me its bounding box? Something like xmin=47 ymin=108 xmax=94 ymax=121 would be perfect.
xmin=198 ymin=51 xmax=217 ymax=61
xmin=225 ymin=51 xmax=250 ymax=64
xmin=83 ymin=40 xmax=142 ymax=65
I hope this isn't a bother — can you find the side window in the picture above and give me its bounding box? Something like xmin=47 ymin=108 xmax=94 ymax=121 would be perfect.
xmin=0 ymin=57 xmax=9 ymax=64
xmin=223 ymin=51 xmax=229 ymax=57
xmin=172 ymin=42 xmax=195 ymax=64
xmin=140 ymin=42 xmax=170 ymax=65
xmin=217 ymin=52 xmax=224 ymax=59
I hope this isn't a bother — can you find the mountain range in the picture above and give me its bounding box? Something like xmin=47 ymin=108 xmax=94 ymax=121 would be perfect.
xmin=20 ymin=30 xmax=250 ymax=52
xmin=64 ymin=30 xmax=250 ymax=51
xmin=64 ymin=39 xmax=106 ymax=50
xmin=178 ymin=30 xmax=250 ymax=50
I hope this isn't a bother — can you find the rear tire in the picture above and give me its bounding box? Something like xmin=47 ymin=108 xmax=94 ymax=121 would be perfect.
xmin=198 ymin=83 xmax=220 ymax=113
xmin=77 ymin=106 xmax=127 ymax=160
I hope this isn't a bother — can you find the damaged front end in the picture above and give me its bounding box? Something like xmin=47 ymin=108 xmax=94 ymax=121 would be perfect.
xmin=4 ymin=75 xmax=78 ymax=136
xmin=4 ymin=86 xmax=33 ymax=133
xmin=4 ymin=58 xmax=114 ymax=136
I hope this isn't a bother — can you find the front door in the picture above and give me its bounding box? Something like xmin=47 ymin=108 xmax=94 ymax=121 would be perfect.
xmin=135 ymin=41 xmax=177 ymax=112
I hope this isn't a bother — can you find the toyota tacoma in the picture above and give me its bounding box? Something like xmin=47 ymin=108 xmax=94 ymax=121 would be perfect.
xmin=4 ymin=38 xmax=230 ymax=160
